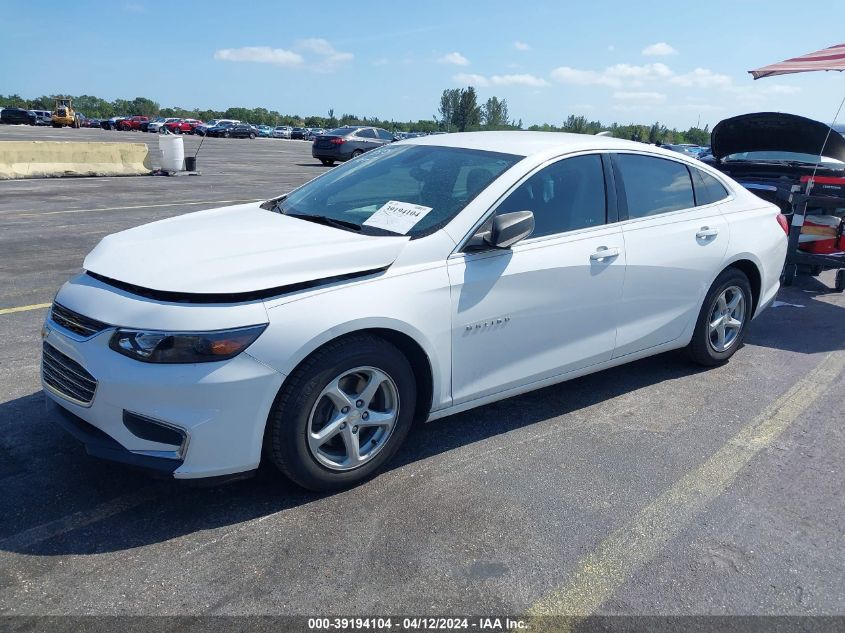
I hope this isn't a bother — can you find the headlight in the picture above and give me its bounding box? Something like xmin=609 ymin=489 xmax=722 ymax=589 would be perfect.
xmin=109 ymin=324 xmax=267 ymax=364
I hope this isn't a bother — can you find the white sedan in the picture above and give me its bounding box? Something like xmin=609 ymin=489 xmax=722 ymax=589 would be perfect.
xmin=42 ymin=132 xmax=787 ymax=490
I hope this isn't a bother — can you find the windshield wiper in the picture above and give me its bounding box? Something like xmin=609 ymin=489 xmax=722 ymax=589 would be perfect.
xmin=286 ymin=213 xmax=362 ymax=232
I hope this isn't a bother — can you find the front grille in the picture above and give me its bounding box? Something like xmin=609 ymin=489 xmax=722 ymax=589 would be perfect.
xmin=50 ymin=302 xmax=109 ymax=338
xmin=42 ymin=343 xmax=98 ymax=406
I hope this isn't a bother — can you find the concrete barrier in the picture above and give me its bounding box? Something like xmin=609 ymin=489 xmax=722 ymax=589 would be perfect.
xmin=0 ymin=141 xmax=153 ymax=179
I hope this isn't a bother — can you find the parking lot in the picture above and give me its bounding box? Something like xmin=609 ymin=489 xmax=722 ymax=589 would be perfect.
xmin=0 ymin=125 xmax=843 ymax=622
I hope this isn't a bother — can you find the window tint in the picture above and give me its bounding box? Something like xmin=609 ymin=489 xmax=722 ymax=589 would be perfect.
xmin=357 ymin=128 xmax=376 ymax=139
xmin=691 ymin=168 xmax=729 ymax=206
xmin=376 ymin=128 xmax=394 ymax=141
xmin=496 ymin=154 xmax=607 ymax=237
xmin=615 ymin=154 xmax=695 ymax=218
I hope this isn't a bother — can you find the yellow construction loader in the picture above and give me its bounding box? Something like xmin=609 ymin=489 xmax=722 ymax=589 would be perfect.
xmin=51 ymin=97 xmax=80 ymax=128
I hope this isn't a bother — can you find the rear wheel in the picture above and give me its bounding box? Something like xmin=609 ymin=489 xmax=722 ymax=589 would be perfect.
xmin=265 ymin=334 xmax=416 ymax=491
xmin=249 ymin=133 xmax=256 ymax=139
xmin=687 ymin=268 xmax=753 ymax=366
xmin=351 ymin=149 xmax=363 ymax=158
xmin=223 ymin=131 xmax=230 ymax=138
xmin=172 ymin=127 xmax=181 ymax=134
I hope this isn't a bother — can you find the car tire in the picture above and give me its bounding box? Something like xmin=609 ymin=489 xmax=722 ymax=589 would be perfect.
xmin=172 ymin=127 xmax=180 ymax=134
xmin=687 ymin=268 xmax=753 ymax=367
xmin=782 ymin=262 xmax=797 ymax=287
xmin=351 ymin=149 xmax=363 ymax=158
xmin=265 ymin=333 xmax=417 ymax=491
xmin=320 ymin=159 xmax=335 ymax=166
xmin=249 ymin=133 xmax=256 ymax=139
xmin=835 ymin=269 xmax=845 ymax=293
xmin=223 ymin=131 xmax=230 ymax=138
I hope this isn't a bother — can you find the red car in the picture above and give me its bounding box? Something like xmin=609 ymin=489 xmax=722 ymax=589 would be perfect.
xmin=164 ymin=118 xmax=203 ymax=134
xmin=116 ymin=116 xmax=149 ymax=131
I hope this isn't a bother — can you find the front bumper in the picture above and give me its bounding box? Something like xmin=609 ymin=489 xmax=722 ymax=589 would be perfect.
xmin=41 ymin=283 xmax=285 ymax=479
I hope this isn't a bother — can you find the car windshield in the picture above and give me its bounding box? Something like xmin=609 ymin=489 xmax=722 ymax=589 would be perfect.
xmin=725 ymin=150 xmax=845 ymax=167
xmin=271 ymin=144 xmax=520 ymax=238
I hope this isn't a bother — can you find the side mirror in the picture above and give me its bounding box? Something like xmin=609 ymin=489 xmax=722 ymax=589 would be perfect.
xmin=466 ymin=211 xmax=535 ymax=250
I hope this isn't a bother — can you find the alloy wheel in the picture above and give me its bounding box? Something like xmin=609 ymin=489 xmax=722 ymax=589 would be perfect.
xmin=307 ymin=366 xmax=399 ymax=471
xmin=708 ymin=285 xmax=746 ymax=352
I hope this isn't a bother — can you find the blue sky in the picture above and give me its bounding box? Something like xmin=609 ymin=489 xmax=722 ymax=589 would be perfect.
xmin=3 ymin=0 xmax=845 ymax=129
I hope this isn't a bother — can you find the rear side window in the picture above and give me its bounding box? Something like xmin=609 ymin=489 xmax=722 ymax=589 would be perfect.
xmin=496 ymin=154 xmax=607 ymax=237
xmin=691 ymin=167 xmax=729 ymax=206
xmin=615 ymin=154 xmax=695 ymax=218
xmin=357 ymin=129 xmax=376 ymax=139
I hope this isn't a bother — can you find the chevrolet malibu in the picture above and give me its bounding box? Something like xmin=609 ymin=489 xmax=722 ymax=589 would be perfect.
xmin=42 ymin=132 xmax=788 ymax=490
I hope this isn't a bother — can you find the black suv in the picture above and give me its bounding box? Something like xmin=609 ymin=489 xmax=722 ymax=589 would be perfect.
xmin=1 ymin=107 xmax=36 ymax=125
xmin=311 ymin=126 xmax=396 ymax=165
xmin=207 ymin=122 xmax=256 ymax=139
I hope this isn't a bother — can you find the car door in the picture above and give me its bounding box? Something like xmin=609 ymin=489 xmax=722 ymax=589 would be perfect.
xmin=447 ymin=153 xmax=626 ymax=404
xmin=611 ymin=152 xmax=730 ymax=357
xmin=355 ymin=128 xmax=379 ymax=152
xmin=375 ymin=128 xmax=395 ymax=146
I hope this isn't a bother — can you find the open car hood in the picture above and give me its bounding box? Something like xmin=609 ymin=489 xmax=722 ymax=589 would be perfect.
xmin=83 ymin=202 xmax=409 ymax=299
xmin=711 ymin=112 xmax=845 ymax=161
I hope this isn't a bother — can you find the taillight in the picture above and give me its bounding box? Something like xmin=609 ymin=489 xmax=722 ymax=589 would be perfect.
xmin=330 ymin=137 xmax=345 ymax=145
xmin=776 ymin=213 xmax=789 ymax=235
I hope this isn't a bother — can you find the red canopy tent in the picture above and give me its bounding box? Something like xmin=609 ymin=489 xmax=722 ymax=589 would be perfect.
xmin=749 ymin=43 xmax=845 ymax=79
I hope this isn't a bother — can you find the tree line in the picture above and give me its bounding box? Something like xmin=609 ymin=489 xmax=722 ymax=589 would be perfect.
xmin=0 ymin=91 xmax=711 ymax=144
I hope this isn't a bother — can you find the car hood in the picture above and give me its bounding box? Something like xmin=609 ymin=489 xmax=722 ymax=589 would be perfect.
xmin=711 ymin=112 xmax=845 ymax=161
xmin=83 ymin=202 xmax=409 ymax=296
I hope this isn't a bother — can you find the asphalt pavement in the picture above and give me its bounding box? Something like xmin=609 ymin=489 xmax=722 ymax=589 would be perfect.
xmin=0 ymin=125 xmax=843 ymax=626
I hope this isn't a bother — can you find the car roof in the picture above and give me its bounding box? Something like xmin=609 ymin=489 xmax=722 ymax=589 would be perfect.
xmin=401 ymin=131 xmax=654 ymax=158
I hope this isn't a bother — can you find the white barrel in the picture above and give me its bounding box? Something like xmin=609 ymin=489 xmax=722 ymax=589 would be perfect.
xmin=158 ymin=134 xmax=185 ymax=172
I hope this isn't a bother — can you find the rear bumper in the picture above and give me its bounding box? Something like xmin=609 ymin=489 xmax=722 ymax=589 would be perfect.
xmin=312 ymin=146 xmax=352 ymax=161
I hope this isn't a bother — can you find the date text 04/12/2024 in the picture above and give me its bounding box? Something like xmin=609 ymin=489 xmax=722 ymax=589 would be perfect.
xmin=307 ymin=617 xmax=529 ymax=631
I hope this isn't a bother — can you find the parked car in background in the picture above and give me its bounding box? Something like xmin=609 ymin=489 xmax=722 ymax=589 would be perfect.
xmin=102 ymin=116 xmax=126 ymax=130
xmin=30 ymin=110 xmax=52 ymax=126
xmin=256 ymin=124 xmax=273 ymax=137
xmin=701 ymin=112 xmax=845 ymax=211
xmin=311 ymin=126 xmax=396 ymax=165
xmin=146 ymin=117 xmax=175 ymax=133
xmin=116 ymin=116 xmax=148 ymax=131
xmin=85 ymin=118 xmax=102 ymax=128
xmin=1 ymin=107 xmax=36 ymax=125
xmin=207 ymin=122 xmax=255 ymax=138
xmin=165 ymin=118 xmax=203 ymax=134
xmin=306 ymin=128 xmax=325 ymax=140
xmin=290 ymin=127 xmax=309 ymax=140
xmin=273 ymin=126 xmax=292 ymax=139
xmin=195 ymin=119 xmax=238 ymax=136
xmin=43 ymin=132 xmax=787 ymax=490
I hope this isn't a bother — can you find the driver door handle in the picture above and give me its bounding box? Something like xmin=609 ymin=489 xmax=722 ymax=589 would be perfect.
xmin=696 ymin=226 xmax=719 ymax=239
xmin=590 ymin=246 xmax=622 ymax=261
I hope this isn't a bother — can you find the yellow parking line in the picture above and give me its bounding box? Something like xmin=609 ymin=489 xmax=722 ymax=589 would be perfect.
xmin=11 ymin=198 xmax=262 ymax=218
xmin=527 ymin=351 xmax=845 ymax=629
xmin=0 ymin=302 xmax=51 ymax=316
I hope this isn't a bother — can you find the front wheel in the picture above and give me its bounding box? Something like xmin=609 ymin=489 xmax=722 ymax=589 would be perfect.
xmin=687 ymin=268 xmax=753 ymax=366
xmin=265 ymin=334 xmax=416 ymax=491
xmin=223 ymin=131 xmax=230 ymax=138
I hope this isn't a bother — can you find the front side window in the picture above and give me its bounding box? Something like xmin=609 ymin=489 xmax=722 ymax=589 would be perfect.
xmin=376 ymin=129 xmax=394 ymax=141
xmin=615 ymin=154 xmax=695 ymax=219
xmin=273 ymin=145 xmax=520 ymax=237
xmin=495 ymin=154 xmax=607 ymax=238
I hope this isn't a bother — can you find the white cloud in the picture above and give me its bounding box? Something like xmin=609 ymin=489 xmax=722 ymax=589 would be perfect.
xmin=295 ymin=38 xmax=353 ymax=72
xmin=550 ymin=62 xmax=672 ymax=88
xmin=214 ymin=46 xmax=303 ymax=67
xmin=491 ymin=73 xmax=550 ymax=87
xmin=550 ymin=66 xmax=619 ymax=87
xmin=514 ymin=41 xmax=530 ymax=51
xmin=642 ymin=42 xmax=678 ymax=57
xmin=439 ymin=52 xmax=470 ymax=66
xmin=614 ymin=91 xmax=667 ymax=103
xmin=669 ymin=68 xmax=732 ymax=89
xmin=453 ymin=73 xmax=490 ymax=87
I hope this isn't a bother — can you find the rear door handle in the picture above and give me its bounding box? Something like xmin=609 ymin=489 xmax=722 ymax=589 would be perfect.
xmin=590 ymin=246 xmax=621 ymax=261
xmin=696 ymin=226 xmax=719 ymax=239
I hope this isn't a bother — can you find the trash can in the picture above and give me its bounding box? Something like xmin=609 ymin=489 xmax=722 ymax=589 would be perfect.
xmin=159 ymin=134 xmax=185 ymax=172
xmin=185 ymin=156 xmax=197 ymax=172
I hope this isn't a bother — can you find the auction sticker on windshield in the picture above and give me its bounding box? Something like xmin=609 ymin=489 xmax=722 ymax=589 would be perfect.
xmin=363 ymin=200 xmax=433 ymax=235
